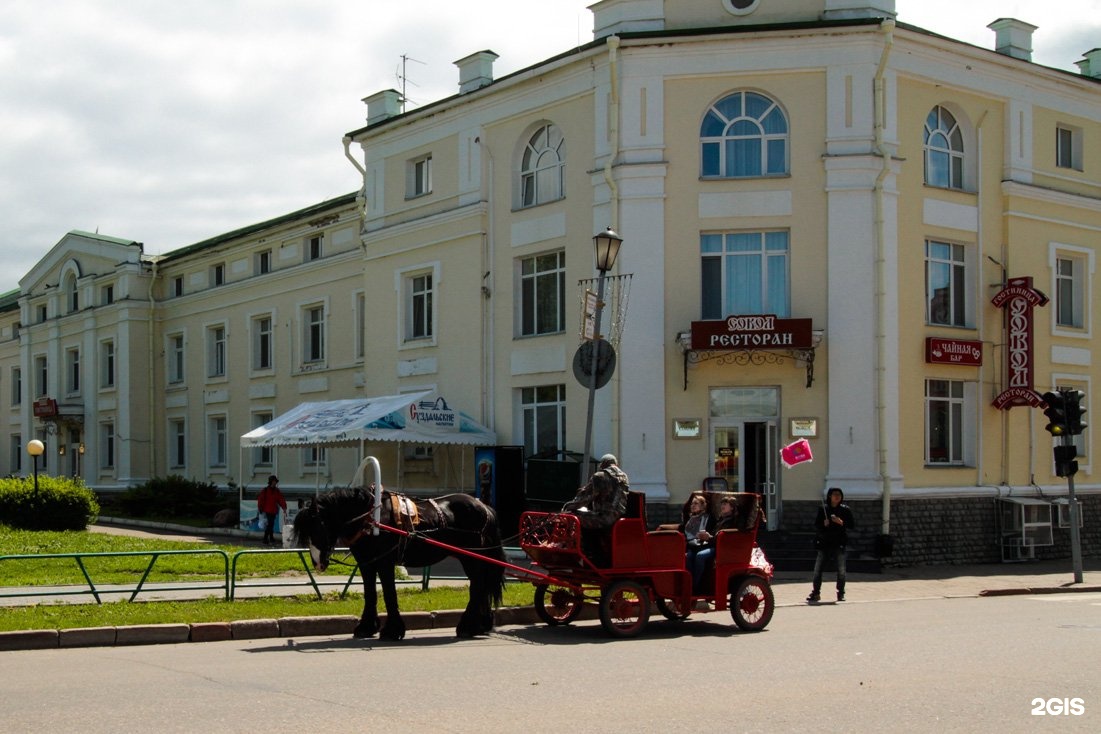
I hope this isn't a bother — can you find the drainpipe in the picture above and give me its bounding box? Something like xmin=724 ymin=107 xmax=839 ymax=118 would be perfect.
xmin=873 ymin=19 xmax=895 ymax=537
xmin=972 ymin=109 xmax=988 ymax=484
xmin=147 ymin=258 xmax=159 ymax=478
xmin=602 ymin=35 xmax=622 ymax=459
xmin=476 ymin=135 xmax=495 ymax=429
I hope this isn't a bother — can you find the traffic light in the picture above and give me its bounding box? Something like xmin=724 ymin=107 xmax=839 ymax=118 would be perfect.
xmin=1065 ymin=389 xmax=1088 ymax=436
xmin=1041 ymin=391 xmax=1068 ymax=436
xmin=1054 ymin=444 xmax=1079 ymax=477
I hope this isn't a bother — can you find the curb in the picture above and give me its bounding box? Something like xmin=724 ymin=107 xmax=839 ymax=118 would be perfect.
xmin=0 ymin=605 xmax=542 ymax=652
xmin=979 ymin=584 xmax=1101 ymax=597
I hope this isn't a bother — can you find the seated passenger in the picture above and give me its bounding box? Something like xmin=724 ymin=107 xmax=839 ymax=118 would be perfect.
xmin=690 ymin=496 xmax=739 ymax=593
xmin=658 ymin=492 xmax=714 ymax=592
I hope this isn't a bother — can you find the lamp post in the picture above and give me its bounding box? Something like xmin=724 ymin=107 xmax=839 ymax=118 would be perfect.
xmin=580 ymin=228 xmax=623 ymax=478
xmin=27 ymin=439 xmax=45 ymax=499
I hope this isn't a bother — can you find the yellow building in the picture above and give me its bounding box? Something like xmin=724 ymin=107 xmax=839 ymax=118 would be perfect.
xmin=2 ymin=0 xmax=1099 ymax=563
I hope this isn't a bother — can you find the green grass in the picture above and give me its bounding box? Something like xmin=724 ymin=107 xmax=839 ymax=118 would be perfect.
xmin=0 ymin=524 xmax=537 ymax=632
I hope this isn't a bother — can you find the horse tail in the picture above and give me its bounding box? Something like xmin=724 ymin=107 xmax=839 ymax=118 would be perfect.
xmin=481 ymin=506 xmax=507 ymax=608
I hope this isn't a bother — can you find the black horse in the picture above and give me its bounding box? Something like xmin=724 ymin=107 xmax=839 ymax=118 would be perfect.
xmin=292 ymin=487 xmax=506 ymax=640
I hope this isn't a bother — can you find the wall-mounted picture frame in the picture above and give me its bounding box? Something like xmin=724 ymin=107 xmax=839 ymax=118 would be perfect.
xmin=672 ymin=418 xmax=701 ymax=439
xmin=789 ymin=417 xmax=817 ymax=438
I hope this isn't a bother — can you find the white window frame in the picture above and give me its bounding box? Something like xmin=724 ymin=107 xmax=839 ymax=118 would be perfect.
xmin=924 ymin=105 xmax=966 ymax=190
xmin=519 ymin=384 xmax=567 ymax=458
xmin=1056 ymin=124 xmax=1083 ymax=171
xmin=255 ymin=249 xmax=272 ymax=275
xmin=100 ymin=421 xmax=116 ymax=471
xmin=10 ymin=367 xmax=21 ymax=406
xmin=1050 ymin=243 xmax=1093 ymax=338
xmin=700 ymin=230 xmax=790 ymax=319
xmin=924 ymin=379 xmax=976 ymax=466
xmin=167 ymin=332 xmax=186 ymax=385
xmin=251 ymin=314 xmax=274 ymax=372
xmin=210 ymin=263 xmax=225 ymax=287
xmin=66 ymin=347 xmax=81 ymax=396
xmin=251 ymin=411 xmax=274 ymax=470
xmin=305 ymin=234 xmax=323 ymax=262
xmin=396 ymin=263 xmax=439 ymax=347
xmin=33 ymin=354 xmax=47 ymax=399
xmin=519 ymin=124 xmax=565 ymax=208
xmin=700 ymin=90 xmax=789 ymax=179
xmin=354 ymin=291 xmax=366 ymax=361
xmin=925 ymin=240 xmax=972 ymax=328
xmin=172 ymin=276 xmax=184 ymax=297
xmin=9 ymin=434 xmax=22 ymax=474
xmin=519 ymin=250 xmax=566 ymax=337
xmin=208 ymin=414 xmax=228 ymax=470
xmin=301 ymin=303 xmax=326 ymax=365
xmin=101 ymin=284 xmax=114 ymax=305
xmin=99 ymin=339 xmax=116 ymax=390
xmin=302 ymin=444 xmax=328 ymax=472
xmin=168 ymin=417 xmax=187 ymax=471
xmin=406 ymin=154 xmax=432 ymax=198
xmin=206 ymin=323 xmax=227 ymax=379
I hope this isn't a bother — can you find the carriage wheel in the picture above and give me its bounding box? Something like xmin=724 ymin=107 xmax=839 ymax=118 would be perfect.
xmin=655 ymin=597 xmax=692 ymax=621
xmin=599 ymin=579 xmax=650 ymax=638
xmin=729 ymin=575 xmax=774 ymax=631
xmin=534 ymin=583 xmax=585 ymax=626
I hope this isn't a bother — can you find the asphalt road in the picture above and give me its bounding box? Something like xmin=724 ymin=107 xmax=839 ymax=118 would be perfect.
xmin=3 ymin=593 xmax=1098 ymax=733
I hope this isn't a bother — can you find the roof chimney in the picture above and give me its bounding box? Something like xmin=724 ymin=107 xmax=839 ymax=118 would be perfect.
xmin=362 ymin=89 xmax=403 ymax=125
xmin=987 ymin=18 xmax=1037 ymax=61
xmin=822 ymin=0 xmax=896 ymax=21
xmin=1077 ymin=48 xmax=1101 ymax=79
xmin=590 ymin=0 xmax=663 ymax=39
xmin=454 ymin=50 xmax=499 ymax=94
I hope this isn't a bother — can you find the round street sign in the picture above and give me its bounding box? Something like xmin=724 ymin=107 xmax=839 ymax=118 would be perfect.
xmin=572 ymin=339 xmax=616 ymax=389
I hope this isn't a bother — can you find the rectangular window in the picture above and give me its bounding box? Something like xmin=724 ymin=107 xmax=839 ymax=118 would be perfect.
xmin=173 ymin=276 xmax=184 ymax=297
xmin=521 ymin=251 xmax=566 ymax=336
xmin=256 ymin=249 xmax=272 ymax=275
xmin=252 ymin=315 xmax=273 ymax=370
xmin=303 ymin=445 xmax=328 ymax=468
xmin=306 ymin=235 xmax=323 ymax=262
xmin=1056 ymin=125 xmax=1082 ymax=170
xmin=208 ymin=416 xmax=227 ymax=468
xmin=34 ymin=355 xmax=47 ymax=398
xmin=101 ymin=285 xmax=114 ymax=305
xmin=408 ymin=273 xmax=433 ymax=340
xmin=11 ymin=367 xmax=21 ymax=406
xmin=207 ymin=325 xmax=226 ymax=378
xmin=303 ymin=305 xmax=325 ymax=363
xmin=66 ymin=348 xmax=80 ymax=395
xmin=925 ymin=379 xmax=964 ymax=465
xmin=700 ymin=231 xmax=789 ymax=319
xmin=167 ymin=334 xmax=185 ymax=384
xmin=9 ymin=434 xmax=21 ymax=474
xmin=252 ymin=412 xmax=273 ymax=468
xmin=1056 ymin=256 xmax=1085 ymax=329
xmin=100 ymin=422 xmax=115 ymax=470
xmin=407 ymin=155 xmax=432 ymax=197
xmin=169 ymin=418 xmax=186 ymax=470
xmin=100 ymin=340 xmax=115 ymax=388
xmin=37 ymin=304 xmax=47 ymax=322
xmin=211 ymin=263 xmax=225 ymax=287
xmin=355 ymin=293 xmax=366 ymax=360
xmin=521 ymin=384 xmax=566 ymax=458
xmin=925 ymin=240 xmax=968 ymax=327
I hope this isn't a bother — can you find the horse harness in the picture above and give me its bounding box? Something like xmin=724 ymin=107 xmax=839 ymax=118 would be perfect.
xmin=339 ymin=492 xmax=445 ymax=548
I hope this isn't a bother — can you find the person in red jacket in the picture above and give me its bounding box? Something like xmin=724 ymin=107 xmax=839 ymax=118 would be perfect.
xmin=257 ymin=475 xmax=287 ymax=546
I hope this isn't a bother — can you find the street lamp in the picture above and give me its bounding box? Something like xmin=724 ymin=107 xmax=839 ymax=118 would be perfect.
xmin=26 ymin=439 xmax=45 ymax=497
xmin=581 ymin=227 xmax=624 ymax=477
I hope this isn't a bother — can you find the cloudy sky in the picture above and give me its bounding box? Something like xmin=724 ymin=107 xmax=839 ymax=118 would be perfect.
xmin=2 ymin=0 xmax=1098 ymax=294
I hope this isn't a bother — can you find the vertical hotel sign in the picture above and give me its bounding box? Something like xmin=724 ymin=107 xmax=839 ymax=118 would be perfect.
xmin=990 ymin=277 xmax=1047 ymax=409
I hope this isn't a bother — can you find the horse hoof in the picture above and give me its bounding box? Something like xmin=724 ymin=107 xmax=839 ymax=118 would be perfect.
xmin=353 ymin=623 xmax=378 ymax=639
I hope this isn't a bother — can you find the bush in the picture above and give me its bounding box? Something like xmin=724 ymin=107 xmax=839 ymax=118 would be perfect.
xmin=0 ymin=476 xmax=100 ymax=530
xmin=116 ymin=475 xmax=231 ymax=519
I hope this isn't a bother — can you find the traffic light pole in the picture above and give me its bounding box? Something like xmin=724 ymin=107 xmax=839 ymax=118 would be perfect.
xmin=1061 ymin=434 xmax=1084 ymax=584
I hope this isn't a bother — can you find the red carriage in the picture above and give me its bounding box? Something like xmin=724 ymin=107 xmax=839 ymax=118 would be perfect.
xmin=518 ymin=490 xmax=775 ymax=638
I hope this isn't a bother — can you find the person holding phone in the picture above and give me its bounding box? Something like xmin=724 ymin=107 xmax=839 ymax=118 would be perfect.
xmin=807 ymin=487 xmax=855 ymax=603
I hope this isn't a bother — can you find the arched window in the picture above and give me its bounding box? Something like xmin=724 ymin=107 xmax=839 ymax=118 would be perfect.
xmin=520 ymin=124 xmax=565 ymax=207
xmin=65 ymin=273 xmax=79 ymax=313
xmin=700 ymin=91 xmax=788 ymax=178
xmin=924 ymin=106 xmax=964 ymax=189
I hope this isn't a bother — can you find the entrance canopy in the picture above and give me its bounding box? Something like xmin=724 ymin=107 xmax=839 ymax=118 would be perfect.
xmin=239 ymin=391 xmax=496 ymax=448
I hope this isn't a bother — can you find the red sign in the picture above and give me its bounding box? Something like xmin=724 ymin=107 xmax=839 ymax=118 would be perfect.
xmin=925 ymin=337 xmax=982 ymax=366
xmin=990 ymin=277 xmax=1048 ymax=410
xmin=33 ymin=397 xmax=58 ymax=418
xmin=690 ymin=315 xmax=813 ymax=351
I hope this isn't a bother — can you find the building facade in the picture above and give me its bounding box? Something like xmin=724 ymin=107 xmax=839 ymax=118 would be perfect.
xmin=3 ymin=0 xmax=1100 ymax=563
